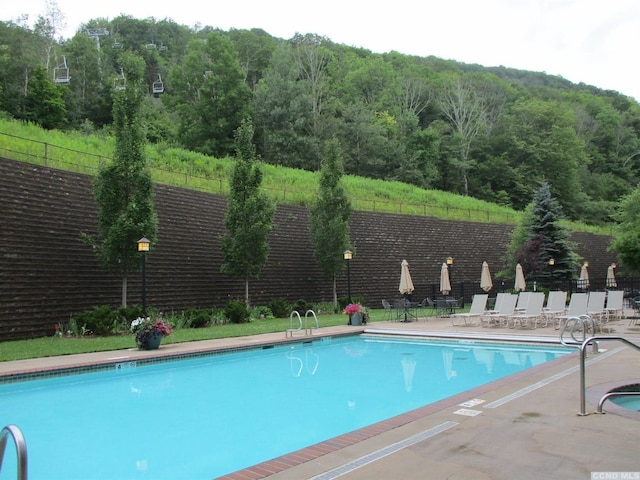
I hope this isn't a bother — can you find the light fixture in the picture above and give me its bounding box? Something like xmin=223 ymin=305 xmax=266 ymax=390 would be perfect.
xmin=137 ymin=237 xmax=150 ymax=315
xmin=343 ymin=250 xmax=353 ymax=260
xmin=584 ymin=261 xmax=589 ymax=267
xmin=549 ymin=258 xmax=555 ymax=266
xmin=137 ymin=237 xmax=150 ymax=252
xmin=446 ymin=256 xmax=454 ymax=265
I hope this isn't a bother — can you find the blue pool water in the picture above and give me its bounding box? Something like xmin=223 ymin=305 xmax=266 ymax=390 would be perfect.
xmin=0 ymin=335 xmax=571 ymax=479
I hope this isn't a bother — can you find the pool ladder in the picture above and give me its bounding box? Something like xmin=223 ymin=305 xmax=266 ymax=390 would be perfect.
xmin=0 ymin=424 xmax=28 ymax=480
xmin=575 ymin=335 xmax=640 ymax=416
xmin=286 ymin=309 xmax=319 ymax=337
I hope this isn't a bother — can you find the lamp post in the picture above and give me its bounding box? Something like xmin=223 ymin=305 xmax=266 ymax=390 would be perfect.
xmin=137 ymin=237 xmax=150 ymax=316
xmin=344 ymin=250 xmax=353 ymax=304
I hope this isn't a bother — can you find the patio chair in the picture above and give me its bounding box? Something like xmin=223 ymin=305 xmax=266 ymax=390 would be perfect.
xmin=515 ymin=291 xmax=532 ymax=312
xmin=451 ymin=294 xmax=488 ymax=327
xmin=541 ymin=290 xmax=567 ymax=327
xmin=556 ymin=293 xmax=588 ymax=329
xmin=381 ymin=299 xmax=395 ymax=321
xmin=509 ymin=292 xmax=545 ymax=329
xmin=586 ymin=291 xmax=607 ymax=330
xmin=482 ymin=293 xmax=518 ymax=327
xmin=604 ymin=290 xmax=624 ymax=321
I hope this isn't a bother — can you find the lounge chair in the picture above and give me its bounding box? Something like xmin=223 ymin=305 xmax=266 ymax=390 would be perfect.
xmin=542 ymin=290 xmax=567 ymax=327
xmin=556 ymin=293 xmax=588 ymax=329
xmin=509 ymin=292 xmax=545 ymax=329
xmin=482 ymin=293 xmax=518 ymax=327
xmin=587 ymin=291 xmax=607 ymax=330
xmin=515 ymin=291 xmax=531 ymax=312
xmin=604 ymin=290 xmax=624 ymax=321
xmin=451 ymin=294 xmax=488 ymax=327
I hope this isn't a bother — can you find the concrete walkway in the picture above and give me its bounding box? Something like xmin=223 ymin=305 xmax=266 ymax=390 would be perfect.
xmin=2 ymin=313 xmax=640 ymax=480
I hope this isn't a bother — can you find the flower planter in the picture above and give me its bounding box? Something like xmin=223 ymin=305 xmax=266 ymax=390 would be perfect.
xmin=349 ymin=313 xmax=363 ymax=326
xmin=137 ymin=331 xmax=163 ymax=350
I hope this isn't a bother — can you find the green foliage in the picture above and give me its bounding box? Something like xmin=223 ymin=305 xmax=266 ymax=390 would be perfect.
xmin=70 ymin=304 xmax=142 ymax=335
xmin=610 ymin=187 xmax=640 ymax=273
xmin=169 ymin=308 xmax=216 ymax=328
xmin=220 ymin=118 xmax=275 ymax=304
xmin=83 ymin=52 xmax=158 ymax=304
xmin=251 ymin=305 xmax=274 ymax=320
xmin=309 ymin=138 xmax=352 ymax=307
xmin=224 ymin=300 xmax=251 ymax=324
xmin=292 ymin=299 xmax=313 ymax=313
xmin=504 ymin=182 xmax=578 ymax=281
xmin=267 ymin=298 xmax=291 ymax=318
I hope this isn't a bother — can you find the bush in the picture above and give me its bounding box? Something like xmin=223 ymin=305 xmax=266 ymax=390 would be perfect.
xmin=251 ymin=305 xmax=273 ymax=320
xmin=224 ymin=300 xmax=250 ymax=324
xmin=181 ymin=308 xmax=214 ymax=328
xmin=68 ymin=305 xmax=145 ymax=336
xmin=267 ymin=298 xmax=291 ymax=318
xmin=293 ymin=298 xmax=312 ymax=313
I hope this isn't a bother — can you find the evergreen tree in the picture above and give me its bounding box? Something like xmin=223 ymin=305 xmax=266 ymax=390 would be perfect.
xmin=84 ymin=52 xmax=158 ymax=307
xmin=220 ymin=118 xmax=275 ymax=306
xmin=506 ymin=182 xmax=577 ymax=284
xmin=309 ymin=138 xmax=352 ymax=309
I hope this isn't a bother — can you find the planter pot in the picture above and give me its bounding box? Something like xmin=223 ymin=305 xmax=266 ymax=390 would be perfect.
xmin=137 ymin=331 xmax=163 ymax=350
xmin=349 ymin=313 xmax=363 ymax=326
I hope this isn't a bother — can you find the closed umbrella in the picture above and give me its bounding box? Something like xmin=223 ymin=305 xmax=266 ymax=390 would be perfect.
xmin=440 ymin=262 xmax=451 ymax=295
xmin=399 ymin=259 xmax=415 ymax=295
xmin=514 ymin=263 xmax=526 ymax=292
xmin=607 ymin=264 xmax=617 ymax=288
xmin=480 ymin=261 xmax=493 ymax=292
xmin=579 ymin=263 xmax=590 ymax=290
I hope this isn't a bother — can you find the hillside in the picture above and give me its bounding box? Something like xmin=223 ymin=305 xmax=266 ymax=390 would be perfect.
xmin=0 ymin=18 xmax=638 ymax=228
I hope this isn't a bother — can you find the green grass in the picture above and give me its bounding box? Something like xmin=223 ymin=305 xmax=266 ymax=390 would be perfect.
xmin=0 ymin=309 xmax=395 ymax=362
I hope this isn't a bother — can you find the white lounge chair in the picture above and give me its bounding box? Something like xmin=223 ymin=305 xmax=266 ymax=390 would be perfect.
xmin=542 ymin=291 xmax=567 ymax=327
xmin=587 ymin=291 xmax=607 ymax=323
xmin=482 ymin=294 xmax=518 ymax=328
xmin=509 ymin=292 xmax=545 ymax=329
xmin=556 ymin=293 xmax=588 ymax=329
xmin=515 ymin=291 xmax=531 ymax=312
xmin=605 ymin=290 xmax=624 ymax=321
xmin=451 ymin=294 xmax=488 ymax=326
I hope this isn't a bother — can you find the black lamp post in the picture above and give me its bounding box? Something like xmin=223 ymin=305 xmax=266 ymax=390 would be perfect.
xmin=344 ymin=250 xmax=353 ymax=304
xmin=137 ymin=237 xmax=150 ymax=315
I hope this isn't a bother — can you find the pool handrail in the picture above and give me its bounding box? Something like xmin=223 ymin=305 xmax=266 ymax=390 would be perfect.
xmin=597 ymin=391 xmax=640 ymax=414
xmin=560 ymin=314 xmax=597 ymax=348
xmin=579 ymin=336 xmax=640 ymax=416
xmin=0 ymin=424 xmax=28 ymax=480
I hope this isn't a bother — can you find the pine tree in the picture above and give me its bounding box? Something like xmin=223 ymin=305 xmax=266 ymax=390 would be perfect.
xmin=508 ymin=182 xmax=578 ymax=283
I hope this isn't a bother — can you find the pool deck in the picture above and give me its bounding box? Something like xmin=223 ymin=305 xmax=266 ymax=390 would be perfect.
xmin=3 ymin=312 xmax=640 ymax=479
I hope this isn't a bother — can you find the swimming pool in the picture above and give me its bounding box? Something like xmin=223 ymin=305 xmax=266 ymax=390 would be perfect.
xmin=0 ymin=335 xmax=572 ymax=479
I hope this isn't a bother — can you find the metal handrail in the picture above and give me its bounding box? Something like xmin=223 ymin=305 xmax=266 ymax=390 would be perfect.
xmin=0 ymin=424 xmax=28 ymax=480
xmin=579 ymin=336 xmax=640 ymax=416
xmin=304 ymin=309 xmax=319 ymax=335
xmin=560 ymin=315 xmax=597 ymax=348
xmin=597 ymin=391 xmax=640 ymax=414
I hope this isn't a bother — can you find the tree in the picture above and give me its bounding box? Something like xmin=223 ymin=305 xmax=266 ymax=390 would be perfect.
xmin=24 ymin=65 xmax=66 ymax=129
xmin=166 ymin=31 xmax=251 ymax=157
xmin=84 ymin=52 xmax=158 ymax=307
xmin=610 ymin=187 xmax=640 ymax=272
xmin=220 ymin=118 xmax=275 ymax=306
xmin=309 ymin=138 xmax=352 ymax=310
xmin=504 ymin=182 xmax=577 ymax=284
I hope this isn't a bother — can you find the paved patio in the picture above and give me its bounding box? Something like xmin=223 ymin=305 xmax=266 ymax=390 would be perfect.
xmin=2 ymin=311 xmax=640 ymax=480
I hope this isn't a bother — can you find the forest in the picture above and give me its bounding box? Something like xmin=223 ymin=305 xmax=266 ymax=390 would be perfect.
xmin=1 ymin=9 xmax=640 ymax=227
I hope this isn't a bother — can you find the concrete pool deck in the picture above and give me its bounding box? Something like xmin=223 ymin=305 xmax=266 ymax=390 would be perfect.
xmin=2 ymin=313 xmax=640 ymax=479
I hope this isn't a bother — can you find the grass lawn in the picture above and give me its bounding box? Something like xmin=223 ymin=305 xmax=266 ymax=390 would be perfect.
xmin=2 ymin=308 xmax=434 ymax=362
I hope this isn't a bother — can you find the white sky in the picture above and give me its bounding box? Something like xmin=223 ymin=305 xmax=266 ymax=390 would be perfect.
xmin=3 ymin=0 xmax=640 ymax=101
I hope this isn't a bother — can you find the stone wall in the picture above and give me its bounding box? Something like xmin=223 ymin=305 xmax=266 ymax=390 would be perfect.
xmin=0 ymin=157 xmax=617 ymax=340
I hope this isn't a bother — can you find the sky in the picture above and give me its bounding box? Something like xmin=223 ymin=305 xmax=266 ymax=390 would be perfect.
xmin=3 ymin=0 xmax=640 ymax=101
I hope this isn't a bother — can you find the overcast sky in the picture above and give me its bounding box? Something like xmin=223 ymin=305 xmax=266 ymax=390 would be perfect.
xmin=4 ymin=0 xmax=640 ymax=101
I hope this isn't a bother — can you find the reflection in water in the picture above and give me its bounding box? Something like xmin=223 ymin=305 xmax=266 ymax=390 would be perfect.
xmin=286 ymin=348 xmax=320 ymax=377
xmin=442 ymin=348 xmax=456 ymax=380
xmin=401 ymin=353 xmax=416 ymax=392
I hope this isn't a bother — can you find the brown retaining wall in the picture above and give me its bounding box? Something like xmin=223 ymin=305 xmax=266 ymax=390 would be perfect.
xmin=0 ymin=157 xmax=617 ymax=340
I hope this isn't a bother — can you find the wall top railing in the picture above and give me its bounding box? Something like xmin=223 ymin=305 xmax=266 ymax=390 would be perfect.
xmin=0 ymin=130 xmax=528 ymax=226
